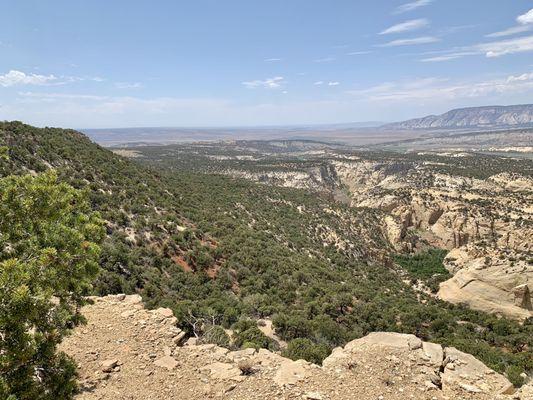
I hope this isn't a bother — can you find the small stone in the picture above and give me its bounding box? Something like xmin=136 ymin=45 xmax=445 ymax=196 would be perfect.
xmin=225 ymin=384 xmax=237 ymax=393
xmin=121 ymin=310 xmax=136 ymax=318
xmin=154 ymin=308 xmax=174 ymax=318
xmin=459 ymin=383 xmax=481 ymax=393
xmin=100 ymin=359 xmax=118 ymax=373
xmin=173 ymin=331 xmax=187 ymax=345
xmin=154 ymin=355 xmax=178 ymax=370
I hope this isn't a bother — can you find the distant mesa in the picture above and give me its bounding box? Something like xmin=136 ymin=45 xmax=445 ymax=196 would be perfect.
xmin=384 ymin=104 xmax=533 ymax=130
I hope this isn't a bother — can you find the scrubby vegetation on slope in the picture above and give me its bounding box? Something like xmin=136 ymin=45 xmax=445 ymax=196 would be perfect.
xmin=1 ymin=122 xmax=532 ymax=387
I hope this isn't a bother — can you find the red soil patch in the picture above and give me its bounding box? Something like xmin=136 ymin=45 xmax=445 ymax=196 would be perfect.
xmin=172 ymin=255 xmax=193 ymax=273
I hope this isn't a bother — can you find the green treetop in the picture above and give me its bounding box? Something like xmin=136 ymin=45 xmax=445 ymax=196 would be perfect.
xmin=0 ymin=170 xmax=105 ymax=400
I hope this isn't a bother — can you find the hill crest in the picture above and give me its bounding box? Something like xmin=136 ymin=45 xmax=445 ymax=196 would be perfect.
xmin=384 ymin=104 xmax=533 ymax=130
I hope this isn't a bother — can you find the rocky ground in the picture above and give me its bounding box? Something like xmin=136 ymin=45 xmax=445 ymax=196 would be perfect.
xmin=60 ymin=295 xmax=532 ymax=400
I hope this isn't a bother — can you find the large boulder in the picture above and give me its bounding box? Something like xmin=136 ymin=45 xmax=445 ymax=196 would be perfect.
xmin=345 ymin=332 xmax=422 ymax=351
xmin=323 ymin=332 xmax=513 ymax=397
xmin=442 ymin=347 xmax=514 ymax=395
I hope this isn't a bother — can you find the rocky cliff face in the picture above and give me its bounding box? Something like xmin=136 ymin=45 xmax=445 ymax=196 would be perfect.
xmin=385 ymin=104 xmax=533 ymax=129
xmin=225 ymin=159 xmax=533 ymax=320
xmin=61 ymin=295 xmax=530 ymax=400
xmin=333 ymin=163 xmax=532 ymax=320
xmin=439 ymin=246 xmax=532 ymax=320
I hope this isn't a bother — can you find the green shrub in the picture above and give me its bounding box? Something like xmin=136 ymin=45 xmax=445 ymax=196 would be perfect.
xmin=394 ymin=249 xmax=450 ymax=293
xmin=232 ymin=320 xmax=277 ymax=351
xmin=203 ymin=325 xmax=231 ymax=347
xmin=283 ymin=338 xmax=330 ymax=365
xmin=0 ymin=172 xmax=104 ymax=399
xmin=506 ymin=365 xmax=525 ymax=387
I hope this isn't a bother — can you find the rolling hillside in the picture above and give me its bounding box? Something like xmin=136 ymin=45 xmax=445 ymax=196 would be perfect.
xmin=1 ymin=121 xmax=532 ymax=385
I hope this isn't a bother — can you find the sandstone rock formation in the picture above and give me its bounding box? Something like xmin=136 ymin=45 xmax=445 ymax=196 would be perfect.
xmin=228 ymin=158 xmax=533 ymax=320
xmin=60 ymin=295 xmax=527 ymax=400
xmin=335 ymin=164 xmax=533 ymax=320
xmin=308 ymin=161 xmax=533 ymax=319
xmin=439 ymin=246 xmax=533 ymax=320
xmin=324 ymin=332 xmax=516 ymax=397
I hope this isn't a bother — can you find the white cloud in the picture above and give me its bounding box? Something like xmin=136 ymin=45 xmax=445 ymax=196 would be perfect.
xmin=242 ymin=76 xmax=285 ymax=89
xmin=486 ymin=25 xmax=532 ymax=38
xmin=0 ymin=70 xmax=57 ymax=87
xmin=115 ymin=82 xmax=142 ymax=89
xmin=313 ymin=57 xmax=336 ymax=63
xmin=314 ymin=81 xmax=340 ymax=86
xmin=7 ymin=91 xmax=360 ymax=128
xmin=6 ymin=72 xmax=533 ymax=128
xmin=346 ymin=51 xmax=372 ymax=55
xmin=506 ymin=72 xmax=533 ymax=83
xmin=394 ymin=0 xmax=433 ymax=14
xmin=477 ymin=35 xmax=533 ymax=57
xmin=9 ymin=92 xmax=237 ymax=127
xmin=0 ymin=70 xmax=107 ymax=87
xmin=421 ymin=51 xmax=477 ymax=62
xmin=517 ymin=8 xmax=533 ymax=25
xmin=18 ymin=92 xmax=106 ymax=101
xmin=380 ymin=19 xmax=429 ymax=35
xmin=380 ymin=36 xmax=440 ymax=47
xmin=65 ymin=76 xmax=105 ymax=83
xmin=347 ymin=72 xmax=533 ymax=102
xmin=486 ymin=8 xmax=533 ymax=38
xmin=264 ymin=58 xmax=282 ymax=62
xmin=419 ymin=35 xmax=533 ymax=61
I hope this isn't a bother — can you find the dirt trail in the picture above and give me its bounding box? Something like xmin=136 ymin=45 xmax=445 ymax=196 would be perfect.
xmin=60 ymin=295 xmax=529 ymax=400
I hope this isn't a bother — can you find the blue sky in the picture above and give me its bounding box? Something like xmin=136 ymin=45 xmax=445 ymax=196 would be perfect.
xmin=1 ymin=0 xmax=533 ymax=128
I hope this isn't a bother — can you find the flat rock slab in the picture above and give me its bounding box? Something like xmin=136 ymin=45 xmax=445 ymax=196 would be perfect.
xmin=154 ymin=355 xmax=178 ymax=370
xmin=274 ymin=360 xmax=310 ymax=387
xmin=345 ymin=332 xmax=423 ymax=351
xmin=201 ymin=362 xmax=244 ymax=381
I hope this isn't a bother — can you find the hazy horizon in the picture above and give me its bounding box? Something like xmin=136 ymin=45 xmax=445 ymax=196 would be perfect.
xmin=2 ymin=1 xmax=533 ymax=128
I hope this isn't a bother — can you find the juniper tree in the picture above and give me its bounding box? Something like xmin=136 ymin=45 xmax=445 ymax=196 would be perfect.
xmin=0 ymin=170 xmax=104 ymax=400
